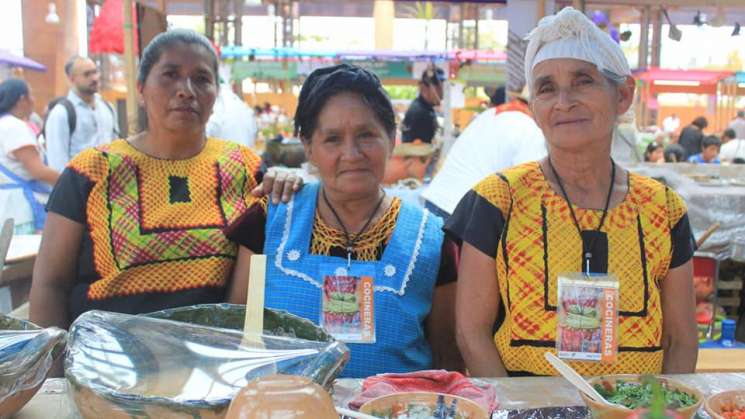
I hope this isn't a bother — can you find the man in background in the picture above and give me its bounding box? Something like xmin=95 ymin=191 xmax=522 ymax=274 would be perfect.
xmin=720 ymin=128 xmax=745 ymax=163
xmin=401 ymin=66 xmax=445 ymax=144
xmin=206 ymin=82 xmax=257 ymax=148
xmin=422 ymin=86 xmax=546 ymax=220
xmin=729 ymin=110 xmax=745 ymax=140
xmin=45 ymin=56 xmax=118 ymax=171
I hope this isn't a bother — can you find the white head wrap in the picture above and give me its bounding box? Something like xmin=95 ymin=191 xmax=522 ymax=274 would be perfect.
xmin=523 ymin=7 xmax=634 ymax=123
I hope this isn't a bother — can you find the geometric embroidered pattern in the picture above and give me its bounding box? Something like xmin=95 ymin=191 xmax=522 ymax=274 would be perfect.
xmin=473 ymin=162 xmax=688 ymax=376
xmin=69 ymin=139 xmax=261 ymax=300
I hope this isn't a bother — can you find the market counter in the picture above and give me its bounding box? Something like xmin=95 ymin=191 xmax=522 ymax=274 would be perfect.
xmin=17 ymin=373 xmax=745 ymax=418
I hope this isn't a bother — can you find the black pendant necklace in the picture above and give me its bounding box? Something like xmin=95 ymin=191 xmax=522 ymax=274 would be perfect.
xmin=547 ymin=157 xmax=616 ymax=275
xmin=321 ymin=187 xmax=386 ymax=268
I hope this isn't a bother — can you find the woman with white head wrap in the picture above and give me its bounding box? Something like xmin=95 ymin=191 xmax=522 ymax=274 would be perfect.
xmin=445 ymin=8 xmax=697 ymax=377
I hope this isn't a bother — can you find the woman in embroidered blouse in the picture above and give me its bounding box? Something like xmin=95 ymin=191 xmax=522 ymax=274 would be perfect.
xmin=446 ymin=8 xmax=698 ymax=377
xmin=30 ymin=29 xmax=299 ymax=331
xmin=226 ymin=64 xmax=461 ymax=378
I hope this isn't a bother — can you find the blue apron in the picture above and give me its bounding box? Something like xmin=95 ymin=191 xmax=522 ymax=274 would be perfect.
xmin=0 ymin=163 xmax=51 ymax=231
xmin=263 ymin=183 xmax=444 ymax=378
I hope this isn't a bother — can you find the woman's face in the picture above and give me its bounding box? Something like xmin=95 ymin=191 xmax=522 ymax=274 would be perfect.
xmin=17 ymin=91 xmax=34 ymax=120
xmin=650 ymin=147 xmax=664 ymax=163
xmin=137 ymin=42 xmax=217 ymax=135
xmin=530 ymin=58 xmax=634 ymax=152
xmin=305 ymin=92 xmax=393 ymax=199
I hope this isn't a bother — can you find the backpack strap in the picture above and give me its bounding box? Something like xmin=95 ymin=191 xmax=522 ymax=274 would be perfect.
xmin=59 ymin=98 xmax=76 ymax=136
xmin=101 ymin=99 xmax=119 ymax=137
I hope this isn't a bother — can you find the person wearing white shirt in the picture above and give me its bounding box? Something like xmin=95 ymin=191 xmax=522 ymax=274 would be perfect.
xmin=206 ymin=83 xmax=257 ymax=148
xmin=729 ymin=111 xmax=745 ymax=141
xmin=719 ymin=128 xmax=745 ymax=163
xmin=0 ymin=79 xmax=59 ymax=233
xmin=422 ymin=108 xmax=547 ymax=218
xmin=45 ymin=57 xmax=118 ymax=171
xmin=662 ymin=113 xmax=680 ymax=135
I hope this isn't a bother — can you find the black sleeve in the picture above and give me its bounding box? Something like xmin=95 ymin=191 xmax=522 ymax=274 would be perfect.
xmin=443 ymin=190 xmax=505 ymax=259
xmin=670 ymin=213 xmax=695 ymax=269
xmin=46 ymin=167 xmax=93 ymax=224
xmin=224 ymin=201 xmax=267 ymax=254
xmin=435 ymin=237 xmax=459 ymax=286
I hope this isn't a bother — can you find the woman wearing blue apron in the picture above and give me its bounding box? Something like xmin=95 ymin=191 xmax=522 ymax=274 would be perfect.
xmin=226 ymin=64 xmax=463 ymax=378
xmin=0 ymin=79 xmax=57 ymax=233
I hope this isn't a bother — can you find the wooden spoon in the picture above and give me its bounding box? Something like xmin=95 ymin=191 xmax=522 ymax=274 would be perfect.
xmin=544 ymin=352 xmax=627 ymax=409
xmin=242 ymin=254 xmax=267 ymax=346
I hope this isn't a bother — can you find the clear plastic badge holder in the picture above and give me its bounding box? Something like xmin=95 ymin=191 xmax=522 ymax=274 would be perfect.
xmin=320 ymin=263 xmax=376 ymax=344
xmin=65 ymin=304 xmax=349 ymax=419
xmin=556 ymin=273 xmax=620 ymax=364
xmin=0 ymin=315 xmax=66 ymax=413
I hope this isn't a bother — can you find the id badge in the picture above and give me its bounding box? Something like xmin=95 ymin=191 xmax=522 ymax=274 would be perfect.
xmin=556 ymin=272 xmax=619 ymax=363
xmin=320 ymin=263 xmax=376 ymax=344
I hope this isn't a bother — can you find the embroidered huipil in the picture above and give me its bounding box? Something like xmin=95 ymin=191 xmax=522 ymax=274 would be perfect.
xmin=263 ymin=183 xmax=443 ymax=378
xmin=445 ymin=162 xmax=695 ymax=376
xmin=55 ymin=139 xmax=261 ymax=318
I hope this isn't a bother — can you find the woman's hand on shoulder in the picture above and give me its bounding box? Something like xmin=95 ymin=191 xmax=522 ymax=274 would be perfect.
xmin=251 ymin=168 xmax=304 ymax=204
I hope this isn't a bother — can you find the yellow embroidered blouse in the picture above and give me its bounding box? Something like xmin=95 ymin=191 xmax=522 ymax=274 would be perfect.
xmin=46 ymin=138 xmax=262 ymax=318
xmin=445 ymin=162 xmax=694 ymax=376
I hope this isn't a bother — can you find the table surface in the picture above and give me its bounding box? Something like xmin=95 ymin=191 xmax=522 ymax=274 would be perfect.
xmin=16 ymin=373 xmax=745 ymax=418
xmin=5 ymin=235 xmax=41 ymax=264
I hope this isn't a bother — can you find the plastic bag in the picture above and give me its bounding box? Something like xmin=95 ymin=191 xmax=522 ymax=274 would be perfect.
xmin=65 ymin=304 xmax=349 ymax=419
xmin=0 ymin=315 xmax=66 ymax=416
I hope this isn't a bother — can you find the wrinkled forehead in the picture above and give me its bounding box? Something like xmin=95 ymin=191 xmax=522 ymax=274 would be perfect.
xmin=531 ymin=58 xmax=602 ymax=83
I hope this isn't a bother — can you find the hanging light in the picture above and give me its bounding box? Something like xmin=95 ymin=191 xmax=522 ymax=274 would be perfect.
xmin=662 ymin=9 xmax=682 ymax=41
xmin=733 ymin=23 xmax=741 ymax=36
xmin=693 ymin=10 xmax=706 ymax=27
xmin=45 ymin=2 xmax=60 ymax=24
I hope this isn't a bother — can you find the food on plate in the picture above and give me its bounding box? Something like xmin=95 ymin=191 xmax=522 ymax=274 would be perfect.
xmin=594 ymin=379 xmax=698 ymax=410
xmin=360 ymin=392 xmax=488 ymax=419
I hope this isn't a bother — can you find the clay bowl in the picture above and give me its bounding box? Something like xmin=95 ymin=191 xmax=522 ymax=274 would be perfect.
xmin=579 ymin=375 xmax=703 ymax=419
xmin=225 ymin=374 xmax=338 ymax=419
xmin=704 ymin=390 xmax=745 ymax=419
xmin=0 ymin=315 xmax=66 ymax=418
xmin=66 ymin=304 xmax=349 ymax=419
xmin=360 ymin=392 xmax=489 ymax=419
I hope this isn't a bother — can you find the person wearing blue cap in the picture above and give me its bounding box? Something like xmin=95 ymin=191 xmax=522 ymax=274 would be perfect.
xmin=0 ymin=78 xmax=59 ymax=233
xmin=400 ymin=65 xmax=445 ymax=144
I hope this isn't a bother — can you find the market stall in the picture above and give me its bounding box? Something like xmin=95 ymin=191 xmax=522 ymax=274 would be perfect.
xmin=634 ymin=68 xmax=737 ymax=133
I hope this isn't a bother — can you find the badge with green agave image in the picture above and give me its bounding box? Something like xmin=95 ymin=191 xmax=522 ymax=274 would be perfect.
xmin=320 ymin=264 xmax=376 ymax=343
xmin=556 ymin=273 xmax=619 ymax=363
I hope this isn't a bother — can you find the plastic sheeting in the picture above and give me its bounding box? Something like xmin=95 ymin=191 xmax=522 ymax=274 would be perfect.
xmin=65 ymin=305 xmax=349 ymax=418
xmin=0 ymin=315 xmax=66 ymax=413
xmin=628 ymin=163 xmax=745 ymax=262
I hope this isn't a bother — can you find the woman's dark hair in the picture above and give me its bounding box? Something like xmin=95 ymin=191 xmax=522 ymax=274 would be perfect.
xmin=702 ymin=135 xmax=721 ymax=149
xmin=644 ymin=142 xmax=662 ymax=162
xmin=692 ymin=116 xmax=708 ymax=129
xmin=723 ymin=128 xmax=737 ymax=140
xmin=294 ymin=63 xmax=396 ymax=141
xmin=138 ymin=29 xmax=218 ymax=84
xmin=0 ymin=79 xmax=29 ymax=115
xmin=664 ymin=143 xmax=686 ymax=163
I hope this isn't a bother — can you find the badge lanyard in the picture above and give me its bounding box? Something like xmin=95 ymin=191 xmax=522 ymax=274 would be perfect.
xmin=321 ymin=187 xmax=386 ymax=268
xmin=548 ymin=157 xmax=615 ymax=275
